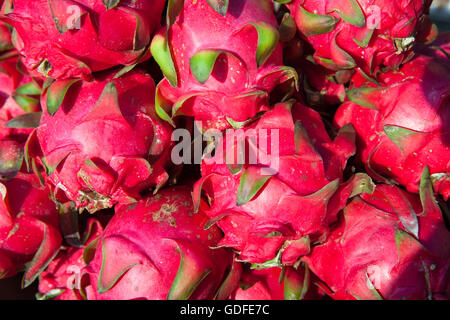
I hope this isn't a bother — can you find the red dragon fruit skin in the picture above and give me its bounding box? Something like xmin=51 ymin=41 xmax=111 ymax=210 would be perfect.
xmin=284 ymin=0 xmax=434 ymax=76
xmin=25 ymin=70 xmax=174 ymax=213
xmin=193 ymin=102 xmax=375 ymax=267
xmin=303 ymin=169 xmax=450 ymax=300
xmin=84 ymin=186 xmax=241 ymax=300
xmin=37 ymin=218 xmax=104 ymax=300
xmin=1 ymin=0 xmax=166 ymax=80
xmin=0 ymin=172 xmax=61 ymax=287
xmin=151 ymin=0 xmax=298 ymax=131
xmin=334 ymin=52 xmax=450 ymax=199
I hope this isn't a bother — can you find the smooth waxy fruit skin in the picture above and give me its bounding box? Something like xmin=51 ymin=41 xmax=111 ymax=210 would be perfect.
xmin=2 ymin=0 xmax=166 ymax=80
xmin=84 ymin=187 xmax=240 ymax=300
xmin=27 ymin=70 xmax=173 ymax=213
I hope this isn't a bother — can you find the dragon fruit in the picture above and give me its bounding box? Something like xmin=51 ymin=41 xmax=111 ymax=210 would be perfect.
xmin=0 ymin=55 xmax=41 ymax=142
xmin=1 ymin=0 xmax=166 ymax=80
xmin=0 ymin=0 xmax=13 ymax=52
xmin=193 ymin=102 xmax=375 ymax=267
xmin=303 ymin=168 xmax=450 ymax=300
xmin=84 ymin=186 xmax=241 ymax=300
xmin=151 ymin=0 xmax=298 ymax=131
xmin=283 ymin=0 xmax=435 ymax=75
xmin=26 ymin=70 xmax=173 ymax=213
xmin=0 ymin=172 xmax=61 ymax=287
xmin=334 ymin=52 xmax=450 ymax=199
xmin=0 ymin=55 xmax=42 ymax=180
xmin=37 ymin=218 xmax=104 ymax=300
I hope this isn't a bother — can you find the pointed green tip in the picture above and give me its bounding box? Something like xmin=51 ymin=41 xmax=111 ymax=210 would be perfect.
xmin=349 ymin=173 xmax=376 ymax=198
xmin=279 ymin=13 xmax=297 ymax=42
xmin=295 ymin=6 xmax=338 ymax=36
xmin=103 ymin=82 xmax=117 ymax=94
xmin=166 ymin=0 xmax=184 ymax=28
xmin=103 ymin=0 xmax=120 ymax=10
xmin=347 ymin=87 xmax=381 ymax=110
xmin=150 ymin=34 xmax=178 ymax=87
xmin=4 ymin=112 xmax=42 ymax=129
xmin=189 ymin=50 xmax=224 ymax=85
xmin=331 ymin=33 xmax=356 ymax=70
xmin=167 ymin=241 xmax=212 ymax=300
xmin=421 ymin=165 xmax=431 ymax=181
xmin=46 ymin=79 xmax=81 ymax=116
xmin=206 ymin=0 xmax=229 ymax=17
xmin=236 ymin=168 xmax=272 ymax=206
xmin=331 ymin=0 xmax=365 ymax=28
xmin=253 ymin=22 xmax=280 ymax=67
xmin=383 ymin=125 xmax=422 ymax=153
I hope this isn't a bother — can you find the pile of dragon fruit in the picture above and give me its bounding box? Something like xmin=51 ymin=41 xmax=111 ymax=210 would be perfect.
xmin=0 ymin=0 xmax=449 ymax=301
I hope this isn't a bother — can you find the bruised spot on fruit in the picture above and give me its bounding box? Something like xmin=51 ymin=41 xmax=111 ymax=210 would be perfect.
xmin=77 ymin=190 xmax=112 ymax=213
xmin=152 ymin=203 xmax=178 ymax=227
